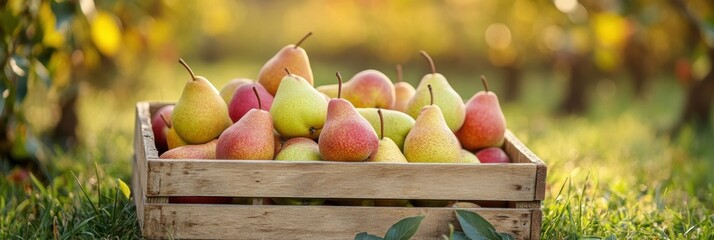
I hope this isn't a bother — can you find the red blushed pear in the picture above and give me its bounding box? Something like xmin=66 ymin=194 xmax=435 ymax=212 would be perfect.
xmin=258 ymin=32 xmax=314 ymax=96
xmin=341 ymin=69 xmax=395 ymax=109
xmin=475 ymin=147 xmax=511 ymax=164
xmin=318 ymin=72 xmax=379 ymax=162
xmin=160 ymin=139 xmax=218 ymax=159
xmin=216 ymin=87 xmax=275 ymax=160
xmin=455 ymin=76 xmax=507 ymax=151
xmin=151 ymin=105 xmax=174 ymax=153
xmin=228 ymin=83 xmax=274 ymax=122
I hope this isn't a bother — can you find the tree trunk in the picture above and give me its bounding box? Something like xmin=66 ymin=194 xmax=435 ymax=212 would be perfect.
xmin=671 ymin=49 xmax=714 ymax=135
xmin=624 ymin=36 xmax=651 ymax=99
xmin=559 ymin=55 xmax=592 ymax=115
xmin=502 ymin=64 xmax=522 ymax=102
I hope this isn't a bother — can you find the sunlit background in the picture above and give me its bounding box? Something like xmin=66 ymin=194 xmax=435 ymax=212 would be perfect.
xmin=1 ymin=0 xmax=713 ymax=237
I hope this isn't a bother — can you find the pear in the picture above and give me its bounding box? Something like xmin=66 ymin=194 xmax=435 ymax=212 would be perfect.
xmin=476 ymin=147 xmax=511 ymax=164
xmin=219 ymin=78 xmax=252 ymax=104
xmin=160 ymin=113 xmax=188 ymax=150
xmin=228 ymin=83 xmax=274 ymax=122
xmin=273 ymin=131 xmax=284 ymax=157
xmin=258 ymin=32 xmax=314 ymax=96
xmin=318 ymin=72 xmax=379 ymax=162
xmin=216 ymin=87 xmax=275 ymax=160
xmin=455 ymin=76 xmax=507 ymax=150
xmin=316 ymin=84 xmax=339 ymax=99
xmin=341 ymin=69 xmax=395 ymax=109
xmin=403 ymin=85 xmax=462 ymax=163
xmin=459 ymin=149 xmax=481 ymax=164
xmin=393 ymin=64 xmax=416 ymax=113
xmin=356 ymin=108 xmax=414 ymax=151
xmin=151 ymin=105 xmax=174 ymax=153
xmin=274 ymin=137 xmax=321 ymax=161
xmin=272 ymin=137 xmax=323 ymax=205
xmin=160 ymin=140 xmax=218 ymax=159
xmin=368 ymin=109 xmax=407 ymax=163
xmin=172 ymin=59 xmax=232 ymax=144
xmin=270 ymin=69 xmax=328 ymax=140
xmin=405 ymin=51 xmax=465 ymax=132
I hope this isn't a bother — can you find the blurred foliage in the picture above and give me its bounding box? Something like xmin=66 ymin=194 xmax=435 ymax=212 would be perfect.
xmin=1 ymin=0 xmax=171 ymax=168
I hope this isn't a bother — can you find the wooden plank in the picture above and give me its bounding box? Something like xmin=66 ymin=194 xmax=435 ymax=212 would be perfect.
xmin=504 ymin=130 xmax=547 ymax=200
xmin=143 ymin=204 xmax=535 ymax=239
xmin=146 ymin=159 xmax=537 ymax=201
xmin=530 ymin=209 xmax=542 ymax=240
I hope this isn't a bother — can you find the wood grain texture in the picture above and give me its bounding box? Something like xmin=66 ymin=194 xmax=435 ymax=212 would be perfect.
xmin=143 ymin=204 xmax=535 ymax=239
xmin=530 ymin=209 xmax=543 ymax=240
xmin=146 ymin=159 xmax=537 ymax=201
xmin=504 ymin=130 xmax=547 ymax=200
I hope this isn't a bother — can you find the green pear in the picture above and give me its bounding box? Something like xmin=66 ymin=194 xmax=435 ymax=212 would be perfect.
xmin=272 ymin=137 xmax=323 ymax=205
xmin=270 ymin=69 xmax=328 ymax=139
xmin=216 ymin=87 xmax=275 ymax=160
xmin=274 ymin=137 xmax=321 ymax=161
xmin=318 ymin=72 xmax=379 ymax=162
xmin=393 ymin=64 xmax=416 ymax=113
xmin=172 ymin=59 xmax=232 ymax=144
xmin=258 ymin=32 xmax=314 ymax=96
xmin=219 ymin=78 xmax=252 ymax=104
xmin=357 ymin=108 xmax=414 ymax=151
xmin=459 ymin=149 xmax=481 ymax=164
xmin=405 ymin=51 xmax=465 ymax=132
xmin=160 ymin=113 xmax=188 ymax=150
xmin=403 ymin=85 xmax=462 ymax=163
xmin=368 ymin=109 xmax=407 ymax=163
xmin=160 ymin=140 xmax=217 ymax=159
xmin=455 ymin=76 xmax=507 ymax=151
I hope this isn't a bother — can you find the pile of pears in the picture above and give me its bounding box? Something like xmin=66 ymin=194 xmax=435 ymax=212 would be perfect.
xmin=151 ymin=33 xmax=512 ymax=205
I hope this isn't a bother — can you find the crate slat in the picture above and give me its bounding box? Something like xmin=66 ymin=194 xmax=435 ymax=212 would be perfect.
xmin=145 ymin=159 xmax=537 ymax=201
xmin=143 ymin=204 xmax=536 ymax=239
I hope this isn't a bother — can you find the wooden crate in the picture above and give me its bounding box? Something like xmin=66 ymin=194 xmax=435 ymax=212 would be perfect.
xmin=133 ymin=102 xmax=546 ymax=239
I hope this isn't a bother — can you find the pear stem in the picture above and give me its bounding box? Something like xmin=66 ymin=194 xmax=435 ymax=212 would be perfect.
xmin=428 ymin=84 xmax=434 ymax=105
xmin=480 ymin=75 xmax=490 ymax=92
xmin=419 ymin=50 xmax=436 ymax=74
xmin=336 ymin=72 xmax=343 ymax=99
xmin=377 ymin=109 xmax=384 ymax=140
xmin=253 ymin=86 xmax=262 ymax=109
xmin=284 ymin=68 xmax=292 ymax=76
xmin=178 ymin=58 xmax=196 ymax=81
xmin=396 ymin=64 xmax=403 ymax=83
xmin=160 ymin=113 xmax=172 ymax=129
xmin=294 ymin=32 xmax=313 ymax=49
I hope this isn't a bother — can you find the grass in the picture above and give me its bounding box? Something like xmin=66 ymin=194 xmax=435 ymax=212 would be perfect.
xmin=1 ymin=60 xmax=713 ymax=239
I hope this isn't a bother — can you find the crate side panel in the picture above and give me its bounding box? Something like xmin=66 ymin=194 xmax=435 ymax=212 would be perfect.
xmin=142 ymin=204 xmax=534 ymax=239
xmin=147 ymin=160 xmax=537 ymax=201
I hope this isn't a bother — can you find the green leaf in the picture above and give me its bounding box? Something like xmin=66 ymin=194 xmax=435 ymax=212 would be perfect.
xmin=498 ymin=232 xmax=514 ymax=240
xmin=383 ymin=215 xmax=425 ymax=240
xmin=452 ymin=231 xmax=470 ymax=240
xmin=354 ymin=232 xmax=384 ymax=240
xmin=455 ymin=210 xmax=500 ymax=240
